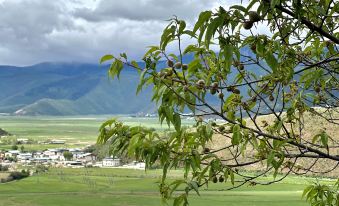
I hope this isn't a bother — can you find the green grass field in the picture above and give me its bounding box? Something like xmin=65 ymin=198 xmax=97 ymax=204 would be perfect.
xmin=0 ymin=168 xmax=328 ymax=206
xmin=0 ymin=115 xmax=194 ymax=150
xmin=0 ymin=116 xmax=336 ymax=206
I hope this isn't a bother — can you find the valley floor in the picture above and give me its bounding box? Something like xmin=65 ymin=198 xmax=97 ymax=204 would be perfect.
xmin=0 ymin=168 xmax=325 ymax=206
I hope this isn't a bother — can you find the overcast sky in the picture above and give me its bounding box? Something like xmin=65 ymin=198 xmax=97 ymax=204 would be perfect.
xmin=0 ymin=0 xmax=243 ymax=66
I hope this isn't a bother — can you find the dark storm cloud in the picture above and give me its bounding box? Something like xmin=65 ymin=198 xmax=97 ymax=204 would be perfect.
xmin=0 ymin=0 xmax=238 ymax=66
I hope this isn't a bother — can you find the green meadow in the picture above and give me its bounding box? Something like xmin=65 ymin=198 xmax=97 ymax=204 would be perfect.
xmin=0 ymin=168 xmax=327 ymax=206
xmin=0 ymin=116 xmax=336 ymax=206
xmin=0 ymin=115 xmax=194 ymax=150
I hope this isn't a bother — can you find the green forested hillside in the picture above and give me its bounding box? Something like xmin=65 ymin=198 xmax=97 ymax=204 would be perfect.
xmin=0 ymin=62 xmax=153 ymax=115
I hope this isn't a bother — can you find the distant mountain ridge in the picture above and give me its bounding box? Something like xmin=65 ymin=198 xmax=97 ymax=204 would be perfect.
xmin=0 ymin=62 xmax=155 ymax=115
xmin=0 ymin=48 xmax=273 ymax=116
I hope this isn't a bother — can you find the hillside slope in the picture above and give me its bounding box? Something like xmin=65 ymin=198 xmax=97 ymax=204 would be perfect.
xmin=0 ymin=62 xmax=153 ymax=115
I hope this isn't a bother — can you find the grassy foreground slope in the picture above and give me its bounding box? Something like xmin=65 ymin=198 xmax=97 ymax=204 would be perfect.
xmin=0 ymin=168 xmax=325 ymax=206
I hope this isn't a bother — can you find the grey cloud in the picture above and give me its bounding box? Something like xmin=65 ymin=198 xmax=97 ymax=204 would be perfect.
xmin=42 ymin=19 xmax=166 ymax=63
xmin=0 ymin=0 xmax=81 ymax=65
xmin=0 ymin=0 xmax=76 ymax=38
xmin=74 ymin=0 xmax=215 ymax=22
xmin=0 ymin=0 xmax=238 ymax=66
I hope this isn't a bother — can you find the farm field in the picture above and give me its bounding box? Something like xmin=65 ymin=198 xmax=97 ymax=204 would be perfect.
xmin=0 ymin=115 xmax=337 ymax=206
xmin=0 ymin=115 xmax=194 ymax=150
xmin=0 ymin=168 xmax=331 ymax=206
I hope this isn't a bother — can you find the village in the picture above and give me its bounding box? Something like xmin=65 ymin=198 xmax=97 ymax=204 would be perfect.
xmin=0 ymin=146 xmax=146 ymax=170
xmin=0 ymin=138 xmax=145 ymax=171
xmin=0 ymin=128 xmax=146 ymax=172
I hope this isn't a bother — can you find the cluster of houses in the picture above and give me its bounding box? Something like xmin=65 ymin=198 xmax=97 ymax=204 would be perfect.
xmin=0 ymin=148 xmax=145 ymax=170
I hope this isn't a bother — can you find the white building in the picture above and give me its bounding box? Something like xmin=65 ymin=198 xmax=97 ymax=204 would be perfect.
xmin=133 ymin=162 xmax=146 ymax=169
xmin=50 ymin=140 xmax=65 ymax=144
xmin=69 ymin=148 xmax=83 ymax=159
xmin=102 ymin=157 xmax=121 ymax=167
xmin=78 ymin=153 xmax=96 ymax=163
xmin=4 ymin=150 xmax=20 ymax=158
xmin=122 ymin=161 xmax=146 ymax=170
xmin=65 ymin=160 xmax=83 ymax=167
xmin=33 ymin=157 xmax=51 ymax=163
xmin=17 ymin=153 xmax=32 ymax=161
xmin=17 ymin=138 xmax=29 ymax=144
xmin=43 ymin=149 xmax=67 ymax=161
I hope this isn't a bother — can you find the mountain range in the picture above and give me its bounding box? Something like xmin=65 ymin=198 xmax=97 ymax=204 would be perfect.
xmin=0 ymin=48 xmax=272 ymax=116
xmin=0 ymin=62 xmax=154 ymax=115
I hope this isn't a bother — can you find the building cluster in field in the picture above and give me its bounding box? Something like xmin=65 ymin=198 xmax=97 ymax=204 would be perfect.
xmin=0 ymin=147 xmax=145 ymax=170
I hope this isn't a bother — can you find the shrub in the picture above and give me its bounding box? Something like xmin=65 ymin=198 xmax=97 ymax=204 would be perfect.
xmin=0 ymin=164 xmax=9 ymax=171
xmin=9 ymin=170 xmax=29 ymax=180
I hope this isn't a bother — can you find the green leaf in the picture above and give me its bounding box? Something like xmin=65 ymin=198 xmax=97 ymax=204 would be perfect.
xmin=320 ymin=131 xmax=329 ymax=147
xmin=108 ymin=59 xmax=124 ymax=80
xmin=265 ymin=52 xmax=278 ymax=73
xmin=232 ymin=124 xmax=241 ymax=145
xmin=270 ymin=0 xmax=279 ymax=8
xmin=127 ymin=134 xmax=140 ymax=156
xmin=160 ymin=25 xmax=175 ymax=50
xmin=161 ymin=34 xmax=174 ymax=51
xmin=205 ymin=16 xmax=223 ymax=49
xmin=173 ymin=196 xmax=184 ymax=206
xmin=230 ymin=5 xmax=247 ymax=12
xmin=230 ymin=169 xmax=235 ymax=185
xmin=178 ymin=20 xmax=186 ymax=35
xmin=143 ymin=46 xmax=160 ymax=58
xmin=136 ymin=69 xmax=148 ymax=95
xmin=189 ymin=181 xmax=200 ymax=196
xmin=131 ymin=60 xmax=140 ymax=69
xmin=193 ymin=11 xmax=212 ymax=34
xmin=120 ymin=53 xmax=127 ymax=60
xmin=172 ymin=113 xmax=181 ymax=132
xmin=184 ymin=45 xmax=198 ymax=54
xmin=267 ymin=152 xmax=275 ymax=168
xmin=223 ymin=44 xmax=233 ymax=72
xmin=100 ymin=55 xmax=114 ymax=64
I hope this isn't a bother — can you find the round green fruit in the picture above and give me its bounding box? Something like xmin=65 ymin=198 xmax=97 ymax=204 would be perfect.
xmin=243 ymin=21 xmax=254 ymax=30
xmin=233 ymin=88 xmax=240 ymax=94
xmin=219 ymin=176 xmax=224 ymax=183
xmin=251 ymin=44 xmax=256 ymax=51
xmin=167 ymin=59 xmax=174 ymax=67
xmin=198 ymin=79 xmax=205 ymax=85
xmin=218 ymin=125 xmax=225 ymax=132
xmin=174 ymin=62 xmax=182 ymax=69
xmin=315 ymin=86 xmax=321 ymax=93
xmin=197 ymin=80 xmax=205 ymax=89
xmin=182 ymin=64 xmax=188 ymax=70
xmin=242 ymin=102 xmax=249 ymax=110
xmin=249 ymin=11 xmax=261 ymax=22
xmin=203 ymin=147 xmax=210 ymax=154
xmin=210 ymin=88 xmax=217 ymax=95
xmin=211 ymin=82 xmax=218 ymax=89
xmin=212 ymin=176 xmax=218 ymax=183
